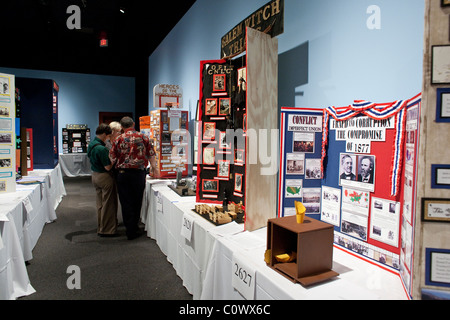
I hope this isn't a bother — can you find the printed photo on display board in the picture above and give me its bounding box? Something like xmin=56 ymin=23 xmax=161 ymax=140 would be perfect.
xmin=0 ymin=106 xmax=10 ymax=117
xmin=203 ymin=148 xmax=215 ymax=165
xmin=203 ymin=179 xmax=219 ymax=193
xmin=219 ymin=98 xmax=231 ymax=116
xmin=235 ymin=173 xmax=243 ymax=192
xmin=217 ymin=160 xmax=230 ymax=179
xmin=235 ymin=149 xmax=244 ymax=163
xmin=285 ymin=179 xmax=303 ymax=198
xmin=286 ymin=153 xmax=304 ymax=175
xmin=213 ymin=74 xmax=226 ymax=91
xmin=203 ymin=122 xmax=216 ymax=140
xmin=206 ymin=99 xmax=218 ymax=116
xmin=302 ymin=188 xmax=321 ymax=214
xmin=293 ymin=132 xmax=314 ymax=153
xmin=305 ymin=159 xmax=322 ymax=179
xmin=339 ymin=153 xmax=376 ymax=192
xmin=237 ymin=67 xmax=246 ymax=93
xmin=219 ymin=132 xmax=231 ymax=149
xmin=321 ymin=186 xmax=341 ymax=227
xmin=370 ymin=197 xmax=400 ymax=247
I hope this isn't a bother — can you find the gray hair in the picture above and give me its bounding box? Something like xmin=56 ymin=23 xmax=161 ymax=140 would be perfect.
xmin=109 ymin=121 xmax=122 ymax=132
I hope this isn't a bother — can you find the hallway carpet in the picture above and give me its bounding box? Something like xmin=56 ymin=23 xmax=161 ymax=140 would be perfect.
xmin=21 ymin=176 xmax=193 ymax=300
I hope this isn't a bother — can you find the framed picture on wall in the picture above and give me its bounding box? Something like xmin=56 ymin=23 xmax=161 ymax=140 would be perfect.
xmin=432 ymin=45 xmax=450 ymax=84
xmin=442 ymin=0 xmax=450 ymax=7
xmin=422 ymin=198 xmax=450 ymax=223
xmin=431 ymin=164 xmax=450 ymax=189
xmin=436 ymin=88 xmax=450 ymax=122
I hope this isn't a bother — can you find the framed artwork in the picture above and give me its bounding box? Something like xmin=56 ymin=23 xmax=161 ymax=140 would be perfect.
xmin=205 ymin=99 xmax=218 ymax=116
xmin=431 ymin=164 xmax=450 ymax=189
xmin=432 ymin=45 xmax=450 ymax=84
xmin=235 ymin=173 xmax=243 ymax=192
xmin=436 ymin=88 xmax=450 ymax=122
xmin=213 ymin=74 xmax=226 ymax=91
xmin=203 ymin=122 xmax=216 ymax=140
xmin=217 ymin=160 xmax=230 ymax=180
xmin=202 ymin=179 xmax=219 ymax=193
xmin=442 ymin=0 xmax=450 ymax=7
xmin=422 ymin=198 xmax=450 ymax=223
xmin=219 ymin=98 xmax=231 ymax=116
xmin=425 ymin=248 xmax=450 ymax=288
xmin=203 ymin=147 xmax=215 ymax=165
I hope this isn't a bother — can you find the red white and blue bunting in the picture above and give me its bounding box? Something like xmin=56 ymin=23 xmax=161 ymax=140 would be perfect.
xmin=321 ymin=96 xmax=420 ymax=197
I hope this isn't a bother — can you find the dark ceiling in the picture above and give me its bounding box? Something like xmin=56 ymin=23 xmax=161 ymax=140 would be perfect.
xmin=0 ymin=0 xmax=196 ymax=77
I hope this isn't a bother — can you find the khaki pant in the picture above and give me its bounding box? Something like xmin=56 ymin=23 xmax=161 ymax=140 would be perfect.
xmin=92 ymin=171 xmax=118 ymax=235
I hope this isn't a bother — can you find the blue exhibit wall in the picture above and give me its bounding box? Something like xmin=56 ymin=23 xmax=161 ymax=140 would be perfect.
xmin=148 ymin=0 xmax=425 ymax=115
xmin=0 ymin=67 xmax=135 ymax=153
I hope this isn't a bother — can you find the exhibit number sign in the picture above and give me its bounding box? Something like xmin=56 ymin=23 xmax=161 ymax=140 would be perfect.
xmin=220 ymin=0 xmax=284 ymax=59
xmin=231 ymin=252 xmax=256 ymax=300
xmin=180 ymin=212 xmax=194 ymax=242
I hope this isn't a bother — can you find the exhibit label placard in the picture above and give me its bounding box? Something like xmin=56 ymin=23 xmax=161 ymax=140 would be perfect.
xmin=220 ymin=0 xmax=284 ymax=58
xmin=231 ymin=252 xmax=256 ymax=300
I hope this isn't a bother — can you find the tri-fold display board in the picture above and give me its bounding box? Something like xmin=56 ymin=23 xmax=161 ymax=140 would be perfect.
xmin=278 ymin=94 xmax=421 ymax=297
xmin=196 ymin=28 xmax=278 ymax=232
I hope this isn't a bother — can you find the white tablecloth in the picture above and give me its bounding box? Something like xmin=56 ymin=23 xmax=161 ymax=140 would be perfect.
xmin=0 ymin=165 xmax=66 ymax=300
xmin=142 ymin=180 xmax=226 ymax=299
xmin=59 ymin=153 xmax=92 ymax=177
xmin=200 ymin=229 xmax=408 ymax=300
xmin=143 ymin=181 xmax=409 ymax=300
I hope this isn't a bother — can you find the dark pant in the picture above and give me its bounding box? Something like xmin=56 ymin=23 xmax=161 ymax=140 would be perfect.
xmin=116 ymin=169 xmax=146 ymax=237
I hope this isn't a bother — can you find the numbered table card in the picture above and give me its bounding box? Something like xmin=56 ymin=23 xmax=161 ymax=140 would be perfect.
xmin=180 ymin=212 xmax=195 ymax=242
xmin=231 ymin=252 xmax=256 ymax=300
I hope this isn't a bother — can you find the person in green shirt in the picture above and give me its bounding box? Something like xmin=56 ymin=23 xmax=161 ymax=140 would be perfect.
xmin=87 ymin=123 xmax=119 ymax=237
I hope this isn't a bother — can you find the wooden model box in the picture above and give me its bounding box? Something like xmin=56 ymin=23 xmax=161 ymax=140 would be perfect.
xmin=266 ymin=215 xmax=339 ymax=286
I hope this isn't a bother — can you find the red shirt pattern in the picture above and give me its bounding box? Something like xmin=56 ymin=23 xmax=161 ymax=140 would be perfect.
xmin=109 ymin=128 xmax=155 ymax=170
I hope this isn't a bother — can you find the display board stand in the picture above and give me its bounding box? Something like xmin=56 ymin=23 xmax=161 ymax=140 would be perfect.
xmin=196 ymin=28 xmax=279 ymax=232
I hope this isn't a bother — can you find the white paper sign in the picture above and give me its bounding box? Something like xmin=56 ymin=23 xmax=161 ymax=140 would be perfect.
xmin=431 ymin=252 xmax=450 ymax=284
xmin=23 ymin=196 xmax=33 ymax=214
xmin=180 ymin=213 xmax=194 ymax=242
xmin=155 ymin=191 xmax=163 ymax=214
xmin=232 ymin=252 xmax=256 ymax=300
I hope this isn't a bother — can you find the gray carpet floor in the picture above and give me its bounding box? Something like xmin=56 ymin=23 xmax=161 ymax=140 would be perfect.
xmin=20 ymin=176 xmax=193 ymax=300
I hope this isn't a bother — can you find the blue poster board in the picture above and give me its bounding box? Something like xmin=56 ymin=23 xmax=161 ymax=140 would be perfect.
xmin=278 ymin=107 xmax=323 ymax=219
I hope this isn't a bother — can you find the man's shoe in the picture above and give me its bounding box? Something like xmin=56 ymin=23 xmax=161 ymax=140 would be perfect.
xmin=98 ymin=233 xmax=120 ymax=238
xmin=127 ymin=230 xmax=143 ymax=240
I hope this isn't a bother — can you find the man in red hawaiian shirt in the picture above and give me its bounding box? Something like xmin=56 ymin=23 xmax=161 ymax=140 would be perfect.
xmin=110 ymin=116 xmax=158 ymax=240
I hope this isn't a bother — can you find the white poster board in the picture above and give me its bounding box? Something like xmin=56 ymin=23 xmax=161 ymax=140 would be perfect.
xmin=0 ymin=72 xmax=15 ymax=193
xmin=153 ymin=84 xmax=183 ymax=109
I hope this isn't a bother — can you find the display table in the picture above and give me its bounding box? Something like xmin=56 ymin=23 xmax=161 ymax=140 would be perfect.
xmin=58 ymin=153 xmax=92 ymax=177
xmin=143 ymin=180 xmax=409 ymax=300
xmin=0 ymin=165 xmax=66 ymax=300
xmin=142 ymin=179 xmax=237 ymax=299
xmin=200 ymin=229 xmax=408 ymax=300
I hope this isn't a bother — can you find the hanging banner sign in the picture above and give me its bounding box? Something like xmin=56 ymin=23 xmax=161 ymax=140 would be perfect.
xmin=220 ymin=0 xmax=284 ymax=59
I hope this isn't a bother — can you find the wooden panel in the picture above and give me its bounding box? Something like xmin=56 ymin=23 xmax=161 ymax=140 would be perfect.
xmin=245 ymin=28 xmax=278 ymax=231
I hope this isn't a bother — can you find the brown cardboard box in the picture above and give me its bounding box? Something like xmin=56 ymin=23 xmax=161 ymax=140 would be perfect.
xmin=266 ymin=215 xmax=339 ymax=286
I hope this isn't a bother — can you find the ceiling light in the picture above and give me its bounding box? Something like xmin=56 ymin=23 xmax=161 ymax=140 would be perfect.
xmin=120 ymin=7 xmax=125 ymax=13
